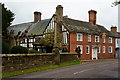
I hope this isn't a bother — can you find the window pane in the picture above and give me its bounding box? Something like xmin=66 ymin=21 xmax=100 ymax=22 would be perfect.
xmin=77 ymin=33 xmax=82 ymax=41
xmin=109 ymin=37 xmax=112 ymax=43
xmin=86 ymin=46 xmax=89 ymax=54
xmin=95 ymin=36 xmax=99 ymax=42
xmin=103 ymin=46 xmax=105 ymax=53
xmin=88 ymin=35 xmax=91 ymax=42
xmin=97 ymin=46 xmax=100 ymax=53
xmin=108 ymin=46 xmax=112 ymax=53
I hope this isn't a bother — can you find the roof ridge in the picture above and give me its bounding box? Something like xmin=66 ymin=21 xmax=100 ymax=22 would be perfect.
xmin=63 ymin=17 xmax=89 ymax=23
xmin=10 ymin=21 xmax=33 ymax=26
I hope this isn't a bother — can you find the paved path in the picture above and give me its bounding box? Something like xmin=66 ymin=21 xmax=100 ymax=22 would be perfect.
xmin=9 ymin=59 xmax=119 ymax=79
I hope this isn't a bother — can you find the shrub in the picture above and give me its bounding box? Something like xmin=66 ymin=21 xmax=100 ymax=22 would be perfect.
xmin=2 ymin=40 xmax=10 ymax=54
xmin=52 ymin=48 xmax=59 ymax=54
xmin=29 ymin=49 xmax=41 ymax=53
xmin=10 ymin=46 xmax=28 ymax=54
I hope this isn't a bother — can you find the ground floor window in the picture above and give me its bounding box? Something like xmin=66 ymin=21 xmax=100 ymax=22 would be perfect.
xmin=86 ymin=46 xmax=90 ymax=54
xmin=76 ymin=45 xmax=83 ymax=54
xmin=108 ymin=46 xmax=112 ymax=53
xmin=97 ymin=46 xmax=100 ymax=53
xmin=102 ymin=46 xmax=105 ymax=53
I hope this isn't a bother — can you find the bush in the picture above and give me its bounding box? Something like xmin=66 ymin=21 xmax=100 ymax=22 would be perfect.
xmin=10 ymin=46 xmax=28 ymax=54
xmin=2 ymin=40 xmax=10 ymax=54
xmin=29 ymin=49 xmax=41 ymax=53
xmin=52 ymin=48 xmax=59 ymax=54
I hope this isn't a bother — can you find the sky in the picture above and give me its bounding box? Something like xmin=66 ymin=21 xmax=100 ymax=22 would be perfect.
xmin=1 ymin=0 xmax=118 ymax=31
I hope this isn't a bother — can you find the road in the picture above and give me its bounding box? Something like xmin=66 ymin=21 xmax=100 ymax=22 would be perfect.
xmin=7 ymin=59 xmax=119 ymax=79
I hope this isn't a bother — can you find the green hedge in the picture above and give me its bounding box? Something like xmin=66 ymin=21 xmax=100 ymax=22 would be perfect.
xmin=10 ymin=46 xmax=28 ymax=54
xmin=29 ymin=49 xmax=41 ymax=53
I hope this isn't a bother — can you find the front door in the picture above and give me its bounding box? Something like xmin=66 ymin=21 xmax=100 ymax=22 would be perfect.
xmin=92 ymin=48 xmax=98 ymax=60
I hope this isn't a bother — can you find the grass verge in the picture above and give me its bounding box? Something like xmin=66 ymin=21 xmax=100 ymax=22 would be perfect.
xmin=2 ymin=61 xmax=80 ymax=78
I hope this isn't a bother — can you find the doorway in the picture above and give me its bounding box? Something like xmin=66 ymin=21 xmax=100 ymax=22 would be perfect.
xmin=92 ymin=48 xmax=98 ymax=60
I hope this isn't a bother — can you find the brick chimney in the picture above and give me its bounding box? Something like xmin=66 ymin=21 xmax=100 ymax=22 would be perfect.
xmin=111 ymin=26 xmax=117 ymax=32
xmin=88 ymin=10 xmax=97 ymax=25
xmin=34 ymin=11 xmax=42 ymax=23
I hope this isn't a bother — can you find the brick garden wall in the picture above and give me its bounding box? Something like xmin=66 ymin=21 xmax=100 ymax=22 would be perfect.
xmin=1 ymin=53 xmax=79 ymax=73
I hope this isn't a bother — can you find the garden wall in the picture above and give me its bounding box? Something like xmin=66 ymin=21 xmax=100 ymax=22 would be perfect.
xmin=1 ymin=53 xmax=79 ymax=73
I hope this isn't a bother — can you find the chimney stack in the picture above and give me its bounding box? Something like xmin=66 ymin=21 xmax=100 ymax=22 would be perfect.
xmin=88 ymin=10 xmax=97 ymax=25
xmin=34 ymin=11 xmax=42 ymax=23
xmin=111 ymin=26 xmax=117 ymax=32
xmin=54 ymin=5 xmax=63 ymax=48
xmin=55 ymin=5 xmax=63 ymax=22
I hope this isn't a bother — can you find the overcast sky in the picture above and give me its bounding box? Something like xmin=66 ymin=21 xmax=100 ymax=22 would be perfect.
xmin=1 ymin=0 xmax=118 ymax=31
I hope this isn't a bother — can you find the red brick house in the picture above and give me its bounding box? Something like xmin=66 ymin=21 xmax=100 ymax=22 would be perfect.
xmin=8 ymin=5 xmax=120 ymax=59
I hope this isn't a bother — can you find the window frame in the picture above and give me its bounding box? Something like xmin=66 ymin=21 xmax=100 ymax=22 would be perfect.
xmin=88 ymin=35 xmax=91 ymax=42
xmin=95 ymin=35 xmax=99 ymax=42
xmin=102 ymin=46 xmax=105 ymax=53
xmin=86 ymin=45 xmax=90 ymax=54
xmin=76 ymin=33 xmax=83 ymax=41
xmin=109 ymin=37 xmax=112 ymax=43
xmin=108 ymin=46 xmax=112 ymax=53
xmin=102 ymin=38 xmax=106 ymax=43
xmin=97 ymin=46 xmax=100 ymax=53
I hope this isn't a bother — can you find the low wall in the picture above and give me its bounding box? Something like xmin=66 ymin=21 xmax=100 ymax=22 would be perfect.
xmin=1 ymin=53 xmax=79 ymax=73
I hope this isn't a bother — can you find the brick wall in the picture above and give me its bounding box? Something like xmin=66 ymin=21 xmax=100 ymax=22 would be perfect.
xmin=69 ymin=33 xmax=116 ymax=59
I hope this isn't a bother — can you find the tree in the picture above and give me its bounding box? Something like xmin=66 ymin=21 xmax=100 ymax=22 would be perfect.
xmin=112 ymin=0 xmax=120 ymax=6
xmin=41 ymin=33 xmax=54 ymax=47
xmin=41 ymin=32 xmax=62 ymax=48
xmin=2 ymin=3 xmax=14 ymax=38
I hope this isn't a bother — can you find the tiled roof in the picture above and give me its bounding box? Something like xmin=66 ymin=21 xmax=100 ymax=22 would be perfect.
xmin=63 ymin=17 xmax=120 ymax=38
xmin=8 ymin=22 xmax=33 ymax=36
xmin=28 ymin=19 xmax=50 ymax=35
xmin=8 ymin=16 xmax=120 ymax=38
xmin=8 ymin=19 xmax=50 ymax=36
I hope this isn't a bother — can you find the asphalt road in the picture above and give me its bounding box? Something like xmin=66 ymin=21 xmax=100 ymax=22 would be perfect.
xmin=9 ymin=59 xmax=119 ymax=79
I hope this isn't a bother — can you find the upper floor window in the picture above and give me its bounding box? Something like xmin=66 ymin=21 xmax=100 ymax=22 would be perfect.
xmin=88 ymin=35 xmax=91 ymax=42
xmin=102 ymin=46 xmax=105 ymax=53
xmin=86 ymin=46 xmax=90 ymax=54
xmin=63 ymin=32 xmax=68 ymax=44
xmin=29 ymin=39 xmax=33 ymax=42
xmin=20 ymin=38 xmax=26 ymax=43
xmin=109 ymin=37 xmax=112 ymax=43
xmin=76 ymin=33 xmax=83 ymax=41
xmin=95 ymin=36 xmax=99 ymax=42
xmin=108 ymin=46 xmax=112 ymax=53
xmin=102 ymin=38 xmax=106 ymax=43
